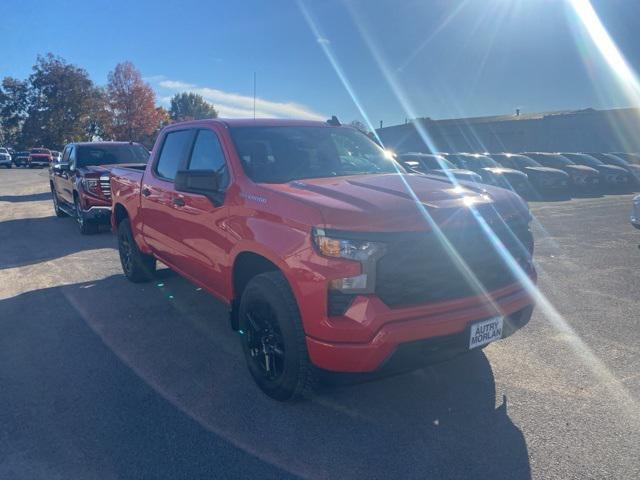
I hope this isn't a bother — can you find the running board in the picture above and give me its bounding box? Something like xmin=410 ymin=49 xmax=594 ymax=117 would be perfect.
xmin=59 ymin=204 xmax=76 ymax=217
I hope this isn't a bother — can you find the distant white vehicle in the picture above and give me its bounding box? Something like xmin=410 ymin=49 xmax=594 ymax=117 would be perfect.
xmin=0 ymin=147 xmax=12 ymax=168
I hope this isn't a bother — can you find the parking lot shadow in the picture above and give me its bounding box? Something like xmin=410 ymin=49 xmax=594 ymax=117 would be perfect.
xmin=0 ymin=272 xmax=531 ymax=479
xmin=0 ymin=215 xmax=115 ymax=269
xmin=0 ymin=191 xmax=53 ymax=203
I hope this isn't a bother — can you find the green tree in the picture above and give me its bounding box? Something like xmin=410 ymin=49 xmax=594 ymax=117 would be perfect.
xmin=0 ymin=77 xmax=29 ymax=147
xmin=107 ymin=62 xmax=162 ymax=142
xmin=349 ymin=120 xmax=370 ymax=134
xmin=21 ymin=54 xmax=103 ymax=150
xmin=169 ymin=92 xmax=218 ymax=122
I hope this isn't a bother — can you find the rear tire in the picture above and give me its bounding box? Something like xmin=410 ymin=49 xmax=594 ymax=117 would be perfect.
xmin=51 ymin=186 xmax=67 ymax=217
xmin=117 ymin=218 xmax=156 ymax=282
xmin=239 ymin=271 xmax=318 ymax=401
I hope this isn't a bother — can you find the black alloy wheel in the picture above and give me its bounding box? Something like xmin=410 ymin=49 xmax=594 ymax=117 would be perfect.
xmin=244 ymin=301 xmax=286 ymax=381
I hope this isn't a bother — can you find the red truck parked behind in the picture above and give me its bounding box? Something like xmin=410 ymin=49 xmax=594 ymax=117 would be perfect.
xmin=50 ymin=142 xmax=149 ymax=234
xmin=110 ymin=119 xmax=536 ymax=400
xmin=28 ymin=148 xmax=52 ymax=168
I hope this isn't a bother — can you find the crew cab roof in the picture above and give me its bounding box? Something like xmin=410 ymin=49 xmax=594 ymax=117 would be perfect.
xmin=67 ymin=141 xmax=144 ymax=146
xmin=165 ymin=118 xmax=337 ymax=129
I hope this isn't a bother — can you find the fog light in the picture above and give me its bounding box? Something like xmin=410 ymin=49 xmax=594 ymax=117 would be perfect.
xmin=329 ymin=274 xmax=368 ymax=291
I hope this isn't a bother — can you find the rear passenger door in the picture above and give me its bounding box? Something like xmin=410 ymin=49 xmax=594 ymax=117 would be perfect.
xmin=58 ymin=146 xmax=75 ymax=204
xmin=168 ymin=128 xmax=233 ymax=300
xmin=52 ymin=146 xmax=70 ymax=203
xmin=140 ymin=128 xmax=196 ymax=269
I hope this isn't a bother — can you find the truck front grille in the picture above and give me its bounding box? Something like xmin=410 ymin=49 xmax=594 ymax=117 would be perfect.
xmin=374 ymin=219 xmax=532 ymax=308
xmin=99 ymin=175 xmax=111 ymax=199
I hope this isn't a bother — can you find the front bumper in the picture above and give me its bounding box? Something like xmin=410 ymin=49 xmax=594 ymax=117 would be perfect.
xmin=81 ymin=205 xmax=112 ymax=223
xmin=571 ymin=175 xmax=600 ymax=188
xmin=306 ymin=280 xmax=535 ymax=372
xmin=602 ymin=173 xmax=631 ymax=186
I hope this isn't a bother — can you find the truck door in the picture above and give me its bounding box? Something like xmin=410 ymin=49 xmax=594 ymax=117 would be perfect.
xmin=167 ymin=127 xmax=233 ymax=300
xmin=139 ymin=128 xmax=196 ymax=269
xmin=58 ymin=146 xmax=76 ymax=204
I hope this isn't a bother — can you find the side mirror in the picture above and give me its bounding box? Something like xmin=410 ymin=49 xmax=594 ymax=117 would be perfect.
xmin=174 ymin=169 xmax=222 ymax=205
xmin=54 ymin=162 xmax=69 ymax=171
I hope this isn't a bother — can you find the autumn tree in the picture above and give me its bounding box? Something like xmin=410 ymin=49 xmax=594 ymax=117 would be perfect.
xmin=20 ymin=54 xmax=103 ymax=150
xmin=85 ymin=87 xmax=114 ymax=141
xmin=0 ymin=77 xmax=29 ymax=147
xmin=169 ymin=92 xmax=218 ymax=122
xmin=107 ymin=61 xmax=161 ymax=142
xmin=138 ymin=106 xmax=171 ymax=149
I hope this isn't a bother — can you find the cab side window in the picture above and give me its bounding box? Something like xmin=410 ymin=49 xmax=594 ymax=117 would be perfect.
xmin=155 ymin=130 xmax=194 ymax=181
xmin=188 ymin=129 xmax=229 ymax=190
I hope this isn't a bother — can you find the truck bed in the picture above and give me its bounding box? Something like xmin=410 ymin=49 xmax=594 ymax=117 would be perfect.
xmin=110 ymin=166 xmax=145 ymax=230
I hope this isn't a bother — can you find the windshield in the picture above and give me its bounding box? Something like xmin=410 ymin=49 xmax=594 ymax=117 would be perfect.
xmin=230 ymin=126 xmax=401 ymax=183
xmin=512 ymin=155 xmax=542 ymax=168
xmin=76 ymin=144 xmax=149 ymax=167
xmin=564 ymin=153 xmax=603 ymax=167
xmin=0 ymin=148 xmax=7 ymax=154
xmin=468 ymin=155 xmax=499 ymax=168
xmin=419 ymin=155 xmax=455 ymax=170
xmin=31 ymin=148 xmax=50 ymax=154
xmin=601 ymin=154 xmax=628 ymax=166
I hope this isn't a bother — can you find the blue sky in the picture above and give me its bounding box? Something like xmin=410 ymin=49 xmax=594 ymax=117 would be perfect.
xmin=1 ymin=0 xmax=639 ymax=127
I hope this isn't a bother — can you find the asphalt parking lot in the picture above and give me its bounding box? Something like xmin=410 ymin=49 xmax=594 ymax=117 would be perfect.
xmin=1 ymin=168 xmax=639 ymax=479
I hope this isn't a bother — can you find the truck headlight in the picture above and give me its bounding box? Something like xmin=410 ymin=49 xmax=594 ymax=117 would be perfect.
xmin=312 ymin=228 xmax=385 ymax=261
xmin=82 ymin=178 xmax=101 ymax=195
xmin=312 ymin=228 xmax=386 ymax=298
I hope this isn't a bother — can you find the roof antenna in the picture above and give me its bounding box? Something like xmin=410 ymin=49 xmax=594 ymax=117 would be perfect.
xmin=327 ymin=115 xmax=341 ymax=126
xmin=253 ymin=72 xmax=256 ymax=120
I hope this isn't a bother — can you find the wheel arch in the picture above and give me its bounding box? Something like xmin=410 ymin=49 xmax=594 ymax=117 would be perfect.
xmin=230 ymin=251 xmax=285 ymax=330
xmin=113 ymin=203 xmax=129 ymax=226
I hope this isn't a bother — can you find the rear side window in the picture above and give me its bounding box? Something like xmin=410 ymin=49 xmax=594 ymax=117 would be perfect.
xmin=155 ymin=130 xmax=194 ymax=180
xmin=188 ymin=129 xmax=229 ymax=189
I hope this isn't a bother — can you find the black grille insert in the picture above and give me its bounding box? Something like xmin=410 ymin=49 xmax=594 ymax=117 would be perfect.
xmin=375 ymin=220 xmax=531 ymax=308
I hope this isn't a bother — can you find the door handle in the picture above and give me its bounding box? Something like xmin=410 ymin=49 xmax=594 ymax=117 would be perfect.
xmin=142 ymin=187 xmax=151 ymax=197
xmin=173 ymin=197 xmax=185 ymax=207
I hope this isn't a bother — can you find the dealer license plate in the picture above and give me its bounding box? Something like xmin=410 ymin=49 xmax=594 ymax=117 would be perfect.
xmin=469 ymin=316 xmax=504 ymax=349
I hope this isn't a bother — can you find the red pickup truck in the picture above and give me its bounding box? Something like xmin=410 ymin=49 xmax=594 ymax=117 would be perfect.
xmin=110 ymin=119 xmax=536 ymax=400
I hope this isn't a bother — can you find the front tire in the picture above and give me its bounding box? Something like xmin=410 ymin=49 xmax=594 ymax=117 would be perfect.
xmin=117 ymin=219 xmax=156 ymax=282
xmin=74 ymin=197 xmax=98 ymax=235
xmin=239 ymin=271 xmax=318 ymax=401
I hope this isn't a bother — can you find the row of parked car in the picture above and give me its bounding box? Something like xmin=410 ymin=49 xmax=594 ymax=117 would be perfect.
xmin=0 ymin=147 xmax=62 ymax=168
xmin=397 ymin=151 xmax=640 ymax=199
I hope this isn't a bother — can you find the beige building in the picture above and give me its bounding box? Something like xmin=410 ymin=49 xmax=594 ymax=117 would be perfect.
xmin=376 ymin=107 xmax=640 ymax=154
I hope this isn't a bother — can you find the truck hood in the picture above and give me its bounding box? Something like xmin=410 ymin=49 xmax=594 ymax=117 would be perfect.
xmin=564 ymin=164 xmax=599 ymax=175
xmin=263 ymin=173 xmax=528 ymax=232
xmin=482 ymin=167 xmax=528 ymax=179
xmin=523 ymin=166 xmax=569 ymax=178
xmin=432 ymin=168 xmax=482 ymax=181
xmin=593 ymin=164 xmax=629 ymax=175
xmin=79 ymin=163 xmax=146 ymax=175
